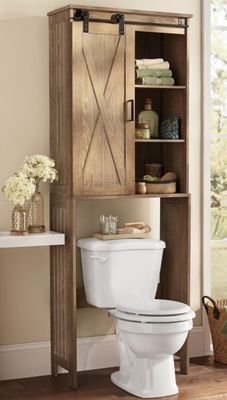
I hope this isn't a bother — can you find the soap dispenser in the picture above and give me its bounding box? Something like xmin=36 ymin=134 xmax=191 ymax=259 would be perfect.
xmin=138 ymin=98 xmax=159 ymax=138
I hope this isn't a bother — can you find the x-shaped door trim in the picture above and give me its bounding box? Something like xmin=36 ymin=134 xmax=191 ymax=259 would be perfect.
xmin=82 ymin=33 xmax=125 ymax=185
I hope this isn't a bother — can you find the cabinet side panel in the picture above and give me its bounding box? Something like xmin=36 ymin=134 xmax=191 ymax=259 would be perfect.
xmin=160 ymin=196 xmax=190 ymax=374
xmin=49 ymin=13 xmax=72 ymax=197
xmin=49 ymin=12 xmax=77 ymax=388
xmin=160 ymin=197 xmax=190 ymax=303
xmin=50 ymin=195 xmax=77 ymax=387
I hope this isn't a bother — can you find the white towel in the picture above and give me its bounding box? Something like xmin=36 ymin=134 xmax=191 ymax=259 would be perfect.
xmin=136 ymin=61 xmax=170 ymax=70
xmin=135 ymin=58 xmax=164 ymax=66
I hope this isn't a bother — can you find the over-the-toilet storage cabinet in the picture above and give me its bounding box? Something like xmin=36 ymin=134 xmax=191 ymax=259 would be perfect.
xmin=48 ymin=5 xmax=192 ymax=388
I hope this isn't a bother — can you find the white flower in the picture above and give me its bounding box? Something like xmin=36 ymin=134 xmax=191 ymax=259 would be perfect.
xmin=2 ymin=172 xmax=36 ymax=206
xmin=20 ymin=154 xmax=58 ymax=183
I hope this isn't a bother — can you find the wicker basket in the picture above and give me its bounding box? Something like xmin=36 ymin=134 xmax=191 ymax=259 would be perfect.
xmin=202 ymin=295 xmax=227 ymax=364
xmin=145 ymin=180 xmax=176 ymax=194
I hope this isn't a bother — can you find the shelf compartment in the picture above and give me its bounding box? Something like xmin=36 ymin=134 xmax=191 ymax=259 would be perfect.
xmin=135 ymin=31 xmax=187 ymax=87
xmin=135 ymin=89 xmax=186 ymax=142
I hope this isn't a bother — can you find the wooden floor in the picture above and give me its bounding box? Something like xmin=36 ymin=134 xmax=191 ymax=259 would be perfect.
xmin=1 ymin=357 xmax=227 ymax=400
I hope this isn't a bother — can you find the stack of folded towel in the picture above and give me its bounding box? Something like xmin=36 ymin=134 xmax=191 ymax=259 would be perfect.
xmin=135 ymin=58 xmax=175 ymax=86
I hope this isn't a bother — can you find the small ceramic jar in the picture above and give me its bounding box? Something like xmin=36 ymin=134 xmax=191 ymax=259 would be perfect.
xmin=136 ymin=182 xmax=146 ymax=194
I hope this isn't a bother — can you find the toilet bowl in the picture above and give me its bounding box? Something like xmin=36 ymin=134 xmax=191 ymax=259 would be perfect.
xmin=77 ymin=238 xmax=195 ymax=398
xmin=110 ymin=299 xmax=195 ymax=398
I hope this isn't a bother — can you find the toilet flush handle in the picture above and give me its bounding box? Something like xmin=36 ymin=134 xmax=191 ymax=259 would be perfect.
xmin=89 ymin=255 xmax=107 ymax=262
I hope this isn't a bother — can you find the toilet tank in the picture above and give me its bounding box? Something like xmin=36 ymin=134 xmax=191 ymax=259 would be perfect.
xmin=77 ymin=238 xmax=166 ymax=308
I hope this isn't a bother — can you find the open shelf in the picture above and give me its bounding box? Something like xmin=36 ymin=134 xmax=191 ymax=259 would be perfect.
xmin=135 ymin=139 xmax=185 ymax=143
xmin=74 ymin=193 xmax=189 ymax=200
xmin=0 ymin=231 xmax=65 ymax=248
xmin=135 ymin=85 xmax=186 ymax=90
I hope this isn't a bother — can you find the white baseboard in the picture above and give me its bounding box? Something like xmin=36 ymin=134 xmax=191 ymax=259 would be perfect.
xmin=189 ymin=326 xmax=210 ymax=358
xmin=0 ymin=327 xmax=208 ymax=381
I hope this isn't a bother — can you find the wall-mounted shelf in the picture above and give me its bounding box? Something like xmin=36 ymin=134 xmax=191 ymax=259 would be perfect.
xmin=135 ymin=85 xmax=186 ymax=89
xmin=0 ymin=231 xmax=65 ymax=248
xmin=135 ymin=139 xmax=185 ymax=143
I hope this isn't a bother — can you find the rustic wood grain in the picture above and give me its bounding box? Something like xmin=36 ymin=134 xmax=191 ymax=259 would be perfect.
xmin=72 ymin=22 xmax=133 ymax=196
xmin=49 ymin=4 xmax=191 ymax=386
xmin=47 ymin=4 xmax=192 ymax=20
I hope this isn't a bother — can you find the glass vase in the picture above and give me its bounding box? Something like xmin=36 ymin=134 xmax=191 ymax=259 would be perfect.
xmin=11 ymin=205 xmax=28 ymax=235
xmin=27 ymin=184 xmax=45 ymax=233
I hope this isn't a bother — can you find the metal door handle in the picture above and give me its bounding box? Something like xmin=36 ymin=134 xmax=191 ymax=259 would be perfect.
xmin=125 ymin=99 xmax=134 ymax=122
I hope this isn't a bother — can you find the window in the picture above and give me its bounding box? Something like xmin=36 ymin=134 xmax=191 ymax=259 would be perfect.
xmin=210 ymin=0 xmax=227 ymax=298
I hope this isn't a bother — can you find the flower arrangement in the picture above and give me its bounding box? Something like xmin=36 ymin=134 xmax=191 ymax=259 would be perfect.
xmin=2 ymin=155 xmax=58 ymax=234
xmin=20 ymin=154 xmax=58 ymax=184
xmin=2 ymin=172 xmax=36 ymax=207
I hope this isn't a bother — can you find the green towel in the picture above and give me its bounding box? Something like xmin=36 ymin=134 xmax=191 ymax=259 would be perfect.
xmin=135 ymin=69 xmax=173 ymax=79
xmin=136 ymin=77 xmax=175 ymax=86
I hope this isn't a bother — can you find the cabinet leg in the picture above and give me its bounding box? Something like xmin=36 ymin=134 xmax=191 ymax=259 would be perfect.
xmin=69 ymin=370 xmax=78 ymax=389
xmin=51 ymin=359 xmax=58 ymax=377
xmin=179 ymin=340 xmax=189 ymax=374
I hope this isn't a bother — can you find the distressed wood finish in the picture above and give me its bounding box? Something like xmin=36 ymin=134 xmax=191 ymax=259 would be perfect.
xmin=49 ymin=4 xmax=192 ymax=388
xmin=49 ymin=10 xmax=77 ymax=388
xmin=50 ymin=196 xmax=77 ymax=388
xmin=47 ymin=4 xmax=192 ymax=20
xmin=160 ymin=196 xmax=191 ymax=374
xmin=72 ymin=22 xmax=134 ymax=196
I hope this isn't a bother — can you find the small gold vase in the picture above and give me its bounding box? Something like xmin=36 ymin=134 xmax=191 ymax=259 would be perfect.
xmin=11 ymin=205 xmax=28 ymax=235
xmin=27 ymin=183 xmax=45 ymax=233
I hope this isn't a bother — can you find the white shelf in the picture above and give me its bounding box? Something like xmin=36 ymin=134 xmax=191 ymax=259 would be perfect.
xmin=0 ymin=231 xmax=65 ymax=249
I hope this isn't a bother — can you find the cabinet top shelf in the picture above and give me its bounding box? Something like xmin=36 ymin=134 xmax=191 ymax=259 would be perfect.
xmin=48 ymin=5 xmax=192 ymax=19
xmin=135 ymin=85 xmax=186 ymax=90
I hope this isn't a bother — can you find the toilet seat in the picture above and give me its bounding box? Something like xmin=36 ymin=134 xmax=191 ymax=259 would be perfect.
xmin=112 ymin=299 xmax=195 ymax=323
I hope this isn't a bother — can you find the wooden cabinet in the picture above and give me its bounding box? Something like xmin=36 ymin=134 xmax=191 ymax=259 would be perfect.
xmin=48 ymin=4 xmax=192 ymax=389
xmin=50 ymin=13 xmax=135 ymax=197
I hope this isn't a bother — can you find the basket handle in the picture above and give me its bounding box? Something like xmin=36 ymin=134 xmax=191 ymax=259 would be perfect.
xmin=202 ymin=295 xmax=220 ymax=320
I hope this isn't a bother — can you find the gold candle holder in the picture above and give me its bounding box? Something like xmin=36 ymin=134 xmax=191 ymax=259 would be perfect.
xmin=11 ymin=205 xmax=28 ymax=236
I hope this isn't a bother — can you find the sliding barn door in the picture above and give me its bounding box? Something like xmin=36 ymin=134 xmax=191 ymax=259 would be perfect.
xmin=72 ymin=21 xmax=134 ymax=196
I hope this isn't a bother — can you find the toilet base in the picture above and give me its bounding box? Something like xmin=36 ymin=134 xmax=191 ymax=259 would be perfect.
xmin=111 ymin=355 xmax=178 ymax=398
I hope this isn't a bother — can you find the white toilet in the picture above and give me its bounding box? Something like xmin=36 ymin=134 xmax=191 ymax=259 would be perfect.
xmin=77 ymin=238 xmax=195 ymax=398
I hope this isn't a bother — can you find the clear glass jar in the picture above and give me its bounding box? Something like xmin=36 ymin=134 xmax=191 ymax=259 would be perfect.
xmin=100 ymin=215 xmax=118 ymax=235
xmin=27 ymin=183 xmax=45 ymax=233
xmin=135 ymin=123 xmax=150 ymax=139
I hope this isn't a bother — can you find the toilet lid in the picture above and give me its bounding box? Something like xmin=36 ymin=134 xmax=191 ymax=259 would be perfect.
xmin=117 ymin=299 xmax=190 ymax=316
xmin=113 ymin=299 xmax=195 ymax=323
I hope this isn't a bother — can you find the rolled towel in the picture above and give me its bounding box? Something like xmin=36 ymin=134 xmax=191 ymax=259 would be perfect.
xmin=136 ymin=77 xmax=175 ymax=86
xmin=136 ymin=61 xmax=170 ymax=70
xmin=135 ymin=58 xmax=164 ymax=66
xmin=136 ymin=69 xmax=173 ymax=79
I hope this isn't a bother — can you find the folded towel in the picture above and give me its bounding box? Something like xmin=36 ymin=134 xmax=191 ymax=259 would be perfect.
xmin=136 ymin=61 xmax=170 ymax=70
xmin=136 ymin=77 xmax=175 ymax=86
xmin=117 ymin=225 xmax=151 ymax=234
xmin=135 ymin=69 xmax=173 ymax=79
xmin=135 ymin=58 xmax=164 ymax=66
